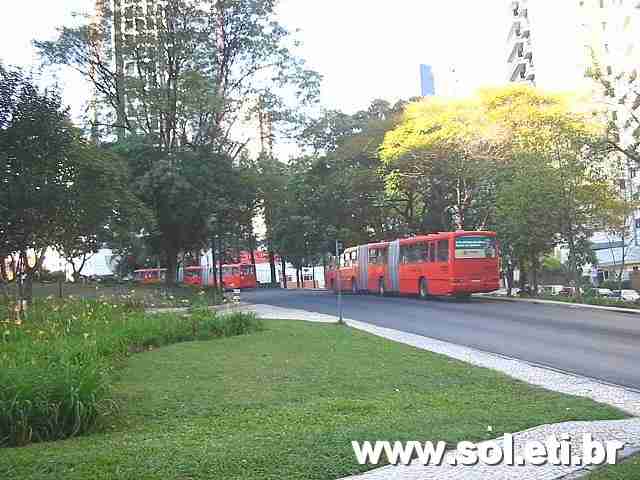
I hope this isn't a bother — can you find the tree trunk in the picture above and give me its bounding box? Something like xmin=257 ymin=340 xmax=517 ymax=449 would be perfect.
xmin=519 ymin=259 xmax=527 ymax=293
xmin=165 ymin=246 xmax=179 ymax=286
xmin=618 ymin=247 xmax=627 ymax=291
xmin=268 ymin=247 xmax=277 ymax=286
xmin=281 ymin=256 xmax=287 ymax=289
xmin=296 ymin=268 xmax=301 ymax=289
xmin=567 ymin=233 xmax=581 ymax=298
xmin=313 ymin=263 xmax=317 ymax=289
xmin=322 ymin=256 xmax=327 ymax=289
xmin=218 ymin=235 xmax=224 ymax=289
xmin=250 ymin=248 xmax=256 ymax=276
xmin=23 ymin=275 xmax=33 ymax=305
xmin=210 ymin=238 xmax=218 ymax=290
xmin=505 ymin=263 xmax=515 ymax=297
xmin=530 ymin=254 xmax=540 ymax=297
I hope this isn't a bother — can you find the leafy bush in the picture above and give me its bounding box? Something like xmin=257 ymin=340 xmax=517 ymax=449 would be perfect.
xmin=0 ymin=299 xmax=262 ymax=447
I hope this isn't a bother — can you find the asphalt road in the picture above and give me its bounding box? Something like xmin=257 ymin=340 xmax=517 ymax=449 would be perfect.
xmin=242 ymin=288 xmax=640 ymax=390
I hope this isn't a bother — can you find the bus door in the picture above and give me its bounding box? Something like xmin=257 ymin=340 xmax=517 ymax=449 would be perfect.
xmin=367 ymin=247 xmax=387 ymax=292
xmin=399 ymin=242 xmax=425 ymax=294
xmin=431 ymin=238 xmax=451 ymax=294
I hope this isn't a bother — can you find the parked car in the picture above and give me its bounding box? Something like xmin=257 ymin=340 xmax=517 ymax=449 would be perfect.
xmin=558 ymin=286 xmax=582 ymax=296
xmin=538 ymin=285 xmax=565 ymax=296
xmin=594 ymin=288 xmax=615 ymax=298
xmin=611 ymin=289 xmax=640 ymax=302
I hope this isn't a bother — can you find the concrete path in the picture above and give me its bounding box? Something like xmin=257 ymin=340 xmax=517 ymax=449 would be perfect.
xmin=479 ymin=294 xmax=640 ymax=315
xmin=240 ymin=303 xmax=640 ymax=479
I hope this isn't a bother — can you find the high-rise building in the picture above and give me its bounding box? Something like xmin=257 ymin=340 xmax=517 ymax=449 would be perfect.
xmin=420 ymin=64 xmax=436 ymax=96
xmin=507 ymin=0 xmax=535 ymax=85
xmin=505 ymin=0 xmax=640 ymax=279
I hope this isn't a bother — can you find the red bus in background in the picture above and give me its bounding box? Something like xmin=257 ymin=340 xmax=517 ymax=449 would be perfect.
xmin=133 ymin=268 xmax=166 ymax=284
xmin=182 ymin=264 xmax=257 ymax=290
xmin=326 ymin=231 xmax=500 ymax=298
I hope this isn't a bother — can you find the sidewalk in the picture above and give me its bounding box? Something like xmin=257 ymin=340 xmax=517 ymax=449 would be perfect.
xmin=478 ymin=294 xmax=640 ymax=315
xmin=241 ymin=303 xmax=640 ymax=480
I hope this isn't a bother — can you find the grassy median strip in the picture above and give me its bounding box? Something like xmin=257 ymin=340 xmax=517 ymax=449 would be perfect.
xmin=2 ymin=319 xmax=628 ymax=480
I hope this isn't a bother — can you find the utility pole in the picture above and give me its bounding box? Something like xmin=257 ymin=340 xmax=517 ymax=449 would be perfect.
xmin=335 ymin=240 xmax=343 ymax=324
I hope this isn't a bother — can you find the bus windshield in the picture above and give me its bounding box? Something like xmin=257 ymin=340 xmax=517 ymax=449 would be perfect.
xmin=455 ymin=236 xmax=497 ymax=259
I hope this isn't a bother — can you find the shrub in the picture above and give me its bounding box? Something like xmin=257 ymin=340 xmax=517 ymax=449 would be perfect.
xmin=0 ymin=299 xmax=262 ymax=447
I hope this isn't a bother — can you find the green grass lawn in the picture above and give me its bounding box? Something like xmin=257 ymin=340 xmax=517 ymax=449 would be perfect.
xmin=1 ymin=320 xmax=628 ymax=480
xmin=588 ymin=455 xmax=640 ymax=479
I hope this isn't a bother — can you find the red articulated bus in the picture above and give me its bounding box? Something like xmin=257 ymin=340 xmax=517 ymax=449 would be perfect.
xmin=133 ymin=268 xmax=167 ymax=284
xmin=182 ymin=264 xmax=257 ymax=290
xmin=326 ymin=231 xmax=500 ymax=298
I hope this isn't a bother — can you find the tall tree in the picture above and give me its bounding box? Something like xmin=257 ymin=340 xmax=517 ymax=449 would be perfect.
xmin=36 ymin=0 xmax=320 ymax=284
xmin=0 ymin=65 xmax=141 ymax=301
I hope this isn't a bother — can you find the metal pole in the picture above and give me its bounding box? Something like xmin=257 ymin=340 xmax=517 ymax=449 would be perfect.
xmin=336 ymin=240 xmax=343 ymax=324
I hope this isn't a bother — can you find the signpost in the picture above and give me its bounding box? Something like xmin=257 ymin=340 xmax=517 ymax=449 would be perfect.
xmin=335 ymin=240 xmax=343 ymax=324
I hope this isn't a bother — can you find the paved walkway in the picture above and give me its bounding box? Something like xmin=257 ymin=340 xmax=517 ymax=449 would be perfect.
xmin=479 ymin=294 xmax=640 ymax=315
xmin=240 ymin=304 xmax=640 ymax=479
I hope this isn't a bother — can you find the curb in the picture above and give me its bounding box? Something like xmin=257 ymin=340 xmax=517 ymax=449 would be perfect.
xmin=477 ymin=294 xmax=640 ymax=315
xmin=146 ymin=302 xmax=250 ymax=315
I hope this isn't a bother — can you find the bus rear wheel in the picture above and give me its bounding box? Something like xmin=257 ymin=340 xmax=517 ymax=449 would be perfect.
xmin=378 ymin=278 xmax=385 ymax=296
xmin=419 ymin=278 xmax=429 ymax=299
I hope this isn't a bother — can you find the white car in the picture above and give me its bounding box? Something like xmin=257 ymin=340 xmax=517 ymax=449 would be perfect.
xmin=538 ymin=285 xmax=564 ymax=296
xmin=612 ymin=289 xmax=640 ymax=302
xmin=595 ymin=288 xmax=614 ymax=297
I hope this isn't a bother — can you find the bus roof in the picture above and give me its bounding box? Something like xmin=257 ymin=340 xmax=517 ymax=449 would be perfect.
xmin=399 ymin=231 xmax=496 ymax=245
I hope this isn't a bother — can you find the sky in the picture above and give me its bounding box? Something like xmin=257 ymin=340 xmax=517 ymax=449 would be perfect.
xmin=0 ymin=0 xmax=510 ymax=117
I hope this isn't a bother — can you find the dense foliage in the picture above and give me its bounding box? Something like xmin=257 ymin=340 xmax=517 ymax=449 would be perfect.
xmin=0 ymin=298 xmax=261 ymax=447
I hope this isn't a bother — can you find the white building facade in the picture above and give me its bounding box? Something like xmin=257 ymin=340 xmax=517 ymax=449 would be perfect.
xmin=507 ymin=1 xmax=640 ymax=283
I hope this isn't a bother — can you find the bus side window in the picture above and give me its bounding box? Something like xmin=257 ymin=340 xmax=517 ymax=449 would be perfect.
xmin=429 ymin=242 xmax=436 ymax=262
xmin=368 ymin=249 xmax=377 ymax=265
xmin=437 ymin=240 xmax=449 ymax=262
xmin=419 ymin=242 xmax=429 ymax=262
xmin=400 ymin=245 xmax=409 ymax=264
